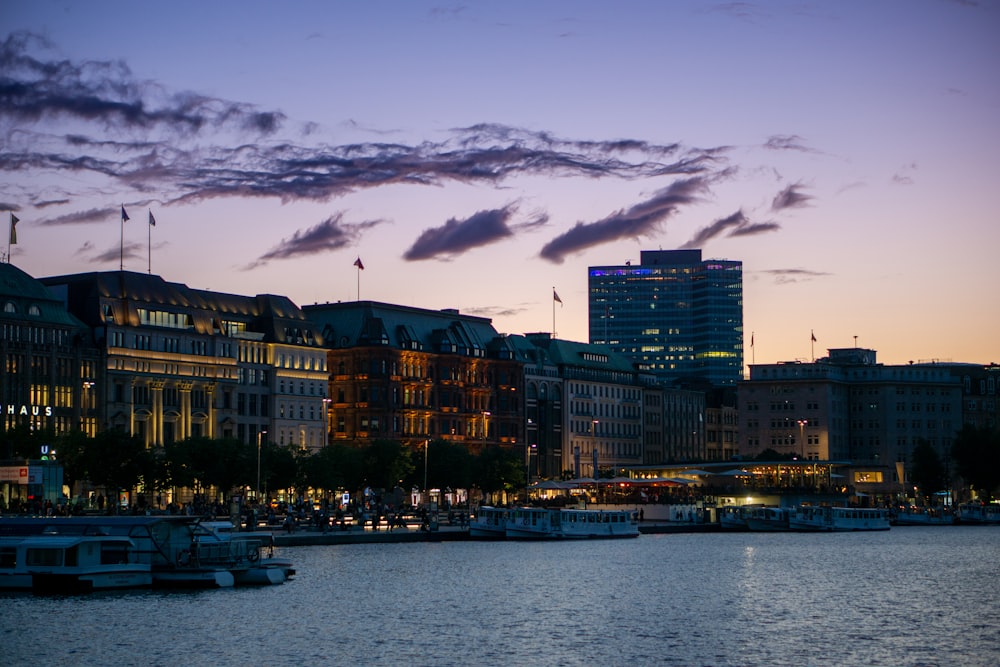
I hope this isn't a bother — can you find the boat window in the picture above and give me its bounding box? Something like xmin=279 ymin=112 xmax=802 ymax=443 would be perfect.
xmin=0 ymin=547 xmax=16 ymax=568
xmin=26 ymin=548 xmax=63 ymax=567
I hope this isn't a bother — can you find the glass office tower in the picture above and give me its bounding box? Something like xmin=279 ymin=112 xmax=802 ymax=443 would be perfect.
xmin=588 ymin=249 xmax=743 ymax=387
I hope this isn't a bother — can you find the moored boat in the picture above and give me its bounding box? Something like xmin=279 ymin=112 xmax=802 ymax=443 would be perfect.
xmin=789 ymin=505 xmax=890 ymax=532
xmin=744 ymin=506 xmax=791 ymax=531
xmin=956 ymin=502 xmax=1000 ymax=525
xmin=469 ymin=506 xmax=510 ymax=539
xmin=504 ymin=507 xmax=639 ymax=539
xmin=0 ymin=534 xmax=151 ymax=592
xmin=718 ymin=504 xmax=759 ymax=530
xmin=892 ymin=506 xmax=954 ymax=526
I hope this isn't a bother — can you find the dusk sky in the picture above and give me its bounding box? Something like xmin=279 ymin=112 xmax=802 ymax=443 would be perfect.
xmin=3 ymin=1 xmax=998 ymax=368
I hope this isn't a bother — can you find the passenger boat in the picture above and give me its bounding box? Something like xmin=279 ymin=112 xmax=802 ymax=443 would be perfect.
xmin=0 ymin=515 xmax=292 ymax=588
xmin=789 ymin=505 xmax=890 ymax=532
xmin=718 ymin=505 xmax=759 ymax=530
xmin=891 ymin=506 xmax=954 ymax=526
xmin=505 ymin=507 xmax=639 ymax=539
xmin=0 ymin=534 xmax=151 ymax=592
xmin=956 ymin=502 xmax=1000 ymax=525
xmin=469 ymin=506 xmax=510 ymax=539
xmin=193 ymin=521 xmax=295 ymax=585
xmin=743 ymin=506 xmax=791 ymax=531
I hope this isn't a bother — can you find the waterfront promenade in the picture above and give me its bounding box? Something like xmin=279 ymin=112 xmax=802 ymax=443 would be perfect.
xmin=269 ymin=517 xmax=718 ymax=546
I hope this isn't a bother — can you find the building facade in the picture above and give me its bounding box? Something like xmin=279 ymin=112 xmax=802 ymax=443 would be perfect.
xmin=588 ymin=249 xmax=743 ymax=387
xmin=1 ymin=263 xmax=99 ymax=439
xmin=40 ymin=271 xmax=328 ymax=451
xmin=738 ymin=348 xmax=963 ymax=493
xmin=302 ymin=301 xmax=523 ymax=453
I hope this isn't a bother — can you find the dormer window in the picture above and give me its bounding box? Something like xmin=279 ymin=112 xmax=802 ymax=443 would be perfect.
xmin=28 ymin=304 xmax=40 ymax=316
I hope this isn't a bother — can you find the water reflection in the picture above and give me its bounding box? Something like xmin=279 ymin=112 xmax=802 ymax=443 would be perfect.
xmin=3 ymin=528 xmax=998 ymax=666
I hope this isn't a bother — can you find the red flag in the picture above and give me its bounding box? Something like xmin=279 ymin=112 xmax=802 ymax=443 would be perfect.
xmin=354 ymin=257 xmax=364 ymax=270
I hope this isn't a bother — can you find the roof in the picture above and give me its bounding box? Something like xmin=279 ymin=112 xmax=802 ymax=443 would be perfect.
xmin=303 ymin=301 xmax=505 ymax=356
xmin=0 ymin=262 xmax=89 ymax=329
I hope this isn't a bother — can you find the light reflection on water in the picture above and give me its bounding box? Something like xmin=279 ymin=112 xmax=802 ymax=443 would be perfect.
xmin=2 ymin=527 xmax=998 ymax=667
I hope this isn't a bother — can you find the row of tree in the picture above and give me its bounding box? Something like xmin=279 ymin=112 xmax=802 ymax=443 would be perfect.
xmin=1 ymin=424 xmax=998 ymax=503
xmin=0 ymin=425 xmax=528 ymax=504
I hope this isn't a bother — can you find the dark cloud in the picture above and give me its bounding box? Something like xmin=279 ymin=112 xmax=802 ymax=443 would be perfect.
xmin=246 ymin=213 xmax=385 ymax=269
xmin=88 ymin=241 xmax=144 ymax=264
xmin=540 ymin=177 xmax=708 ymax=264
xmin=0 ymin=32 xmax=284 ymax=136
xmin=771 ymin=182 xmax=813 ymax=210
xmin=404 ymin=206 xmax=517 ymax=261
xmin=763 ymin=134 xmax=816 ymax=153
xmin=727 ymin=221 xmax=780 ymax=237
xmin=680 ymin=210 xmax=781 ymax=249
xmin=761 ymin=268 xmax=831 ymax=284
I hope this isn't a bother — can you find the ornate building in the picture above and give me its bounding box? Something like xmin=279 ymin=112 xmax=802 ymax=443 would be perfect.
xmin=40 ymin=271 xmax=328 ymax=450
xmin=302 ymin=301 xmax=523 ymax=452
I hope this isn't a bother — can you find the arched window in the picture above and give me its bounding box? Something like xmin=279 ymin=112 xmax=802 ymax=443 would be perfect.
xmin=28 ymin=304 xmax=41 ymax=316
xmin=3 ymin=302 xmax=15 ymax=314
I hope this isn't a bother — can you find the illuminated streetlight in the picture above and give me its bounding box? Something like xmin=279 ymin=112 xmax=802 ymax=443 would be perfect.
xmin=322 ymin=397 xmax=332 ymax=445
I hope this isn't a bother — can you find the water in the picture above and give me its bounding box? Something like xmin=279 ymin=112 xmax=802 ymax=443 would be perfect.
xmin=2 ymin=527 xmax=998 ymax=666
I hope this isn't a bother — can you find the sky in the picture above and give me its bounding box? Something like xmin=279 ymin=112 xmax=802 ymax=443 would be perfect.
xmin=2 ymin=0 xmax=998 ymax=368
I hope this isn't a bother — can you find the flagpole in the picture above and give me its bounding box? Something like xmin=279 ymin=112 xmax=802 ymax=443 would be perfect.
xmin=552 ymin=286 xmax=556 ymax=337
xmin=148 ymin=209 xmax=152 ymax=274
xmin=120 ymin=203 xmax=125 ymax=272
xmin=5 ymin=212 xmax=11 ymax=264
xmin=356 ymin=264 xmax=360 ymax=301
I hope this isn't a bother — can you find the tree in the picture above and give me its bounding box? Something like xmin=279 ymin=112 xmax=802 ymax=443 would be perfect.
xmin=363 ymin=439 xmax=414 ymax=491
xmin=82 ymin=430 xmax=151 ymax=506
xmin=952 ymin=424 xmax=1000 ymax=501
xmin=415 ymin=439 xmax=474 ymax=492
xmin=908 ymin=439 xmax=948 ymax=500
xmin=474 ymin=445 xmax=524 ymax=499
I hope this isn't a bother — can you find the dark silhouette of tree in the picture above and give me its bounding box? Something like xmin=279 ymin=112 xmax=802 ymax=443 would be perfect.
xmin=414 ymin=439 xmax=474 ymax=492
xmin=908 ymin=439 xmax=948 ymax=500
xmin=952 ymin=424 xmax=1000 ymax=501
xmin=474 ymin=445 xmax=524 ymax=498
xmin=82 ymin=430 xmax=151 ymax=507
xmin=363 ymin=439 xmax=414 ymax=491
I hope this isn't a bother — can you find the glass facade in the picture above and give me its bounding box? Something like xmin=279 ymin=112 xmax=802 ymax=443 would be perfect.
xmin=589 ymin=249 xmax=742 ymax=387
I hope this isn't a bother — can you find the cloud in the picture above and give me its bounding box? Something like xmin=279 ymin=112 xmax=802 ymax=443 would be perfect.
xmin=771 ymin=182 xmax=813 ymax=210
xmin=727 ymin=221 xmax=781 ymax=237
xmin=246 ymin=213 xmax=385 ymax=269
xmin=891 ymin=161 xmax=917 ymax=186
xmin=763 ymin=134 xmax=817 ymax=153
xmin=540 ymin=177 xmax=708 ymax=263
xmin=87 ymin=241 xmax=144 ymax=264
xmin=404 ymin=205 xmax=518 ymax=261
xmin=761 ymin=268 xmax=831 ymax=284
xmin=0 ymin=32 xmax=284 ymax=137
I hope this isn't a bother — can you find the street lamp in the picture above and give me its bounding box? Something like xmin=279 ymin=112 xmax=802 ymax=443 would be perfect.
xmin=481 ymin=411 xmax=491 ymax=440
xmin=797 ymin=419 xmax=807 ymax=458
xmin=322 ymin=397 xmax=332 ymax=445
xmin=256 ymin=429 xmax=267 ymax=501
xmin=424 ymin=439 xmax=429 ymax=504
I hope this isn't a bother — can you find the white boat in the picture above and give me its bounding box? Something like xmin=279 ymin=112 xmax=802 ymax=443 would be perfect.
xmin=956 ymin=502 xmax=1000 ymax=525
xmin=469 ymin=506 xmax=510 ymax=539
xmin=192 ymin=521 xmax=294 ymax=585
xmin=892 ymin=506 xmax=954 ymax=526
xmin=718 ymin=505 xmax=759 ymax=530
xmin=505 ymin=507 xmax=639 ymax=539
xmin=744 ymin=506 xmax=791 ymax=531
xmin=789 ymin=505 xmax=890 ymax=532
xmin=0 ymin=534 xmax=151 ymax=592
xmin=0 ymin=515 xmax=291 ymax=588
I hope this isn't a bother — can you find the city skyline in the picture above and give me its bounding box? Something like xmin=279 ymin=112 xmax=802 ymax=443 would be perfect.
xmin=2 ymin=1 xmax=998 ymax=367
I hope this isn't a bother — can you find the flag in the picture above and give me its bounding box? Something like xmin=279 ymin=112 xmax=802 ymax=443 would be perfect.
xmin=9 ymin=213 xmax=18 ymax=244
xmin=553 ymin=289 xmax=562 ymax=305
xmin=121 ymin=205 xmax=130 ymax=223
xmin=354 ymin=257 xmax=364 ymax=270
xmin=811 ymin=331 xmax=817 ymax=343
xmin=148 ymin=210 xmax=156 ymax=226
xmin=750 ymin=333 xmax=754 ymax=348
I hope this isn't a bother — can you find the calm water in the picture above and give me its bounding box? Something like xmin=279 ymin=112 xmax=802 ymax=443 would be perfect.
xmin=2 ymin=527 xmax=998 ymax=667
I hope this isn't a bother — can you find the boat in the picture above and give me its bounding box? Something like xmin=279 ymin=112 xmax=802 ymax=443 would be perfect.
xmin=0 ymin=515 xmax=292 ymax=588
xmin=891 ymin=506 xmax=954 ymax=526
xmin=789 ymin=505 xmax=891 ymax=532
xmin=718 ymin=504 xmax=760 ymax=530
xmin=469 ymin=506 xmax=510 ymax=539
xmin=0 ymin=534 xmax=151 ymax=592
xmin=743 ymin=506 xmax=791 ymax=531
xmin=956 ymin=502 xmax=1000 ymax=525
xmin=193 ymin=521 xmax=295 ymax=585
xmin=505 ymin=507 xmax=639 ymax=539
